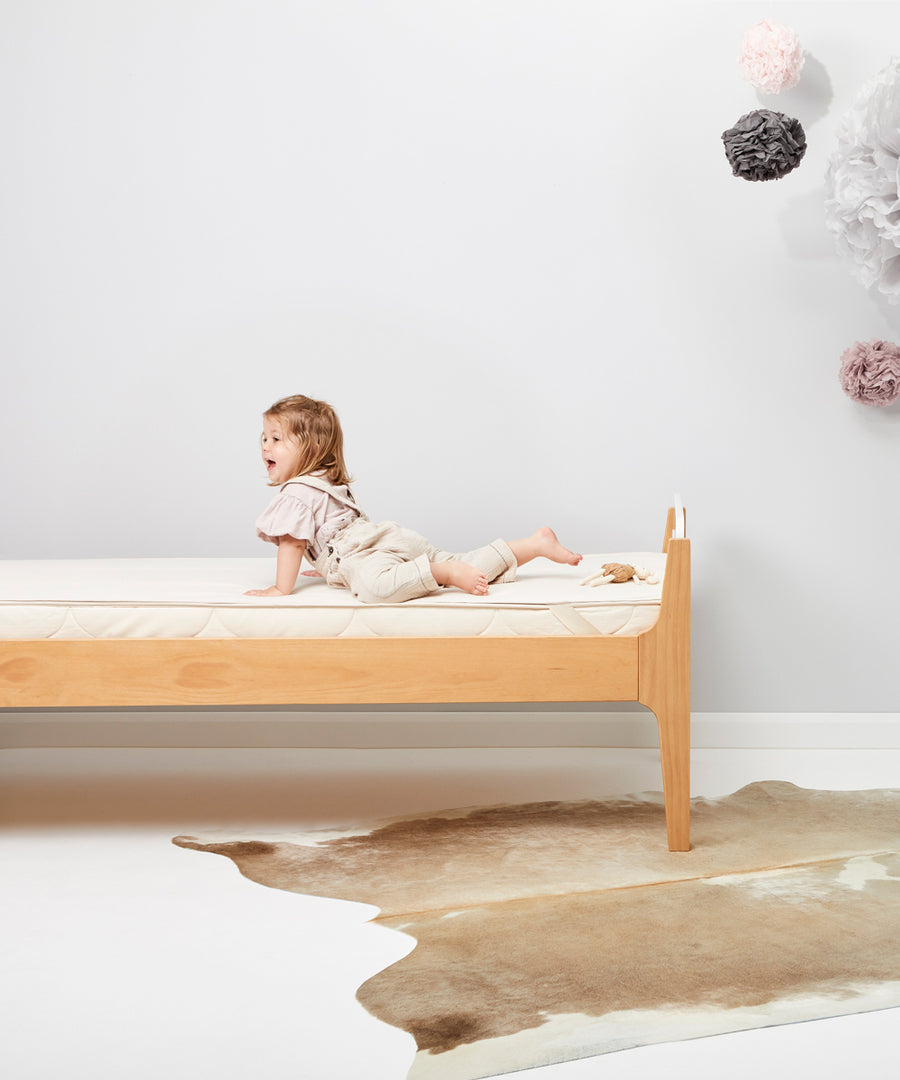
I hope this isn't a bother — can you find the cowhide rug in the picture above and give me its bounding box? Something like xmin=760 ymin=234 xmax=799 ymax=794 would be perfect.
xmin=173 ymin=782 xmax=900 ymax=1079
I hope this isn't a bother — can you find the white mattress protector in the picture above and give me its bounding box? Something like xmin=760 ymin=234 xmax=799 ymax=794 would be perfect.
xmin=0 ymin=553 xmax=666 ymax=639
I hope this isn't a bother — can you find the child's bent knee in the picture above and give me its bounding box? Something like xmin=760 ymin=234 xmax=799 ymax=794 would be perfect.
xmin=353 ymin=567 xmax=433 ymax=604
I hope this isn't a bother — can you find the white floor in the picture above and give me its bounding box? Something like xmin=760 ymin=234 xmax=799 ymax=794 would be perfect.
xmin=2 ymin=743 xmax=899 ymax=1080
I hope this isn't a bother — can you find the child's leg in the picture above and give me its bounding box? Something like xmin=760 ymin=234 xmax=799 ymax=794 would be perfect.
xmin=344 ymin=549 xmax=440 ymax=603
xmin=339 ymin=527 xmax=516 ymax=603
xmin=335 ymin=523 xmax=580 ymax=604
xmin=337 ymin=524 xmax=445 ymax=604
xmin=426 ymin=529 xmax=580 ymax=593
xmin=430 ymin=561 xmax=489 ymax=595
xmin=425 ymin=539 xmax=518 ymax=591
xmin=505 ymin=527 xmax=582 ymax=568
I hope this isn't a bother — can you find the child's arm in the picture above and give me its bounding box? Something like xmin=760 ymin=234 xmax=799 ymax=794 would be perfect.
xmin=244 ymin=536 xmax=308 ymax=596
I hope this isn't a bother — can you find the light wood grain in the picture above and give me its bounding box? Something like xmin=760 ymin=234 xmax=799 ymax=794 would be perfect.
xmin=0 ymin=635 xmax=639 ymax=708
xmin=638 ymin=535 xmax=691 ymax=850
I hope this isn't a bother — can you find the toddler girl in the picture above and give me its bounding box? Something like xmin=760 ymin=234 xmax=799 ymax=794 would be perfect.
xmin=245 ymin=395 xmax=582 ymax=602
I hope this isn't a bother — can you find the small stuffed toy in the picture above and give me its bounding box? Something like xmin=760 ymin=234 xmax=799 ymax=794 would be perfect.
xmin=580 ymin=562 xmax=659 ymax=587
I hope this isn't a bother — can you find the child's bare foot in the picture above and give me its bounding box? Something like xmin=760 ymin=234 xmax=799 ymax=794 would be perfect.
xmin=431 ymin=561 xmax=490 ymax=595
xmin=508 ymin=527 xmax=582 ymax=568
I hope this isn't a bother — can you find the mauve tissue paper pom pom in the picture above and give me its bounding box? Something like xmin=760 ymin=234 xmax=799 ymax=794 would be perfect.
xmin=824 ymin=58 xmax=900 ymax=305
xmin=739 ymin=20 xmax=805 ymax=94
xmin=722 ymin=109 xmax=806 ymax=182
xmin=839 ymin=340 xmax=900 ymax=406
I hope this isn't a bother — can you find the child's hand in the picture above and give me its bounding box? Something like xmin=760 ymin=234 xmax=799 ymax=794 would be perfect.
xmin=244 ymin=585 xmax=289 ymax=597
xmin=301 ymin=570 xmax=323 ymax=578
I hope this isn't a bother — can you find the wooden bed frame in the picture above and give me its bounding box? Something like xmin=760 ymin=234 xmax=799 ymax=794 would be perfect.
xmin=0 ymin=508 xmax=691 ymax=850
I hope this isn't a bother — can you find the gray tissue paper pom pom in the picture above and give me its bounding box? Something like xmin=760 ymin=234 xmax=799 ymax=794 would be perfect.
xmin=721 ymin=109 xmax=807 ymax=181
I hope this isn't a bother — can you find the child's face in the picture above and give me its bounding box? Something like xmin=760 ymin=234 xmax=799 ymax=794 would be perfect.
xmin=261 ymin=417 xmax=303 ymax=484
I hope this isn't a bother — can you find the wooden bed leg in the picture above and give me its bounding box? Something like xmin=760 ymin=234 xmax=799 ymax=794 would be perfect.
xmin=651 ymin=699 xmax=691 ymax=852
xmin=638 ymin=531 xmax=691 ymax=851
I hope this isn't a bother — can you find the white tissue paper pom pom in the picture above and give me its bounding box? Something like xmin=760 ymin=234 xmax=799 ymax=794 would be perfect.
xmin=738 ymin=20 xmax=805 ymax=94
xmin=824 ymin=58 xmax=900 ymax=304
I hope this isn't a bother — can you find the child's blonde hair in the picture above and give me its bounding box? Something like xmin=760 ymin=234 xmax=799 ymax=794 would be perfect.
xmin=264 ymin=395 xmax=353 ymax=486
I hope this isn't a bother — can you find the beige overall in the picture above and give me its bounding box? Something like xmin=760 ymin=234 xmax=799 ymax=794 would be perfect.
xmin=284 ymin=475 xmax=517 ymax=604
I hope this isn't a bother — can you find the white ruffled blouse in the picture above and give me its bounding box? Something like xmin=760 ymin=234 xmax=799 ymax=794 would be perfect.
xmin=255 ymin=482 xmax=359 ymax=560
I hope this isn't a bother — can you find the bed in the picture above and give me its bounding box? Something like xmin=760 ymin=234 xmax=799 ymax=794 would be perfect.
xmin=0 ymin=504 xmax=691 ymax=850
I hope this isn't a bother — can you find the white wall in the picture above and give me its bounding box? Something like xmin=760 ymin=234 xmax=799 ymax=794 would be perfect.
xmin=2 ymin=1 xmax=899 ymax=713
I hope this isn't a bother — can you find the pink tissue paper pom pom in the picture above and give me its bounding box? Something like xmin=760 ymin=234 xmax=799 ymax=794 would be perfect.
xmin=738 ymin=20 xmax=805 ymax=94
xmin=839 ymin=339 xmax=900 ymax=406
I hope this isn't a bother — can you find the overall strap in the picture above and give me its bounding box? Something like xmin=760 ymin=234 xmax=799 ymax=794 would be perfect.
xmin=281 ymin=474 xmax=366 ymax=516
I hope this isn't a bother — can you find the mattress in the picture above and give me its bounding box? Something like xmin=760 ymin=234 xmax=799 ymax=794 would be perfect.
xmin=0 ymin=553 xmax=666 ymax=639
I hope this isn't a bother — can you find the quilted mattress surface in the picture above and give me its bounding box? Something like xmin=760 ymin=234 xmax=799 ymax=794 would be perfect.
xmin=0 ymin=553 xmax=666 ymax=639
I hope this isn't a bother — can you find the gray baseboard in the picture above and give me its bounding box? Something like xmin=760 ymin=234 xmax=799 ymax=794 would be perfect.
xmin=2 ymin=709 xmax=899 ymax=750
